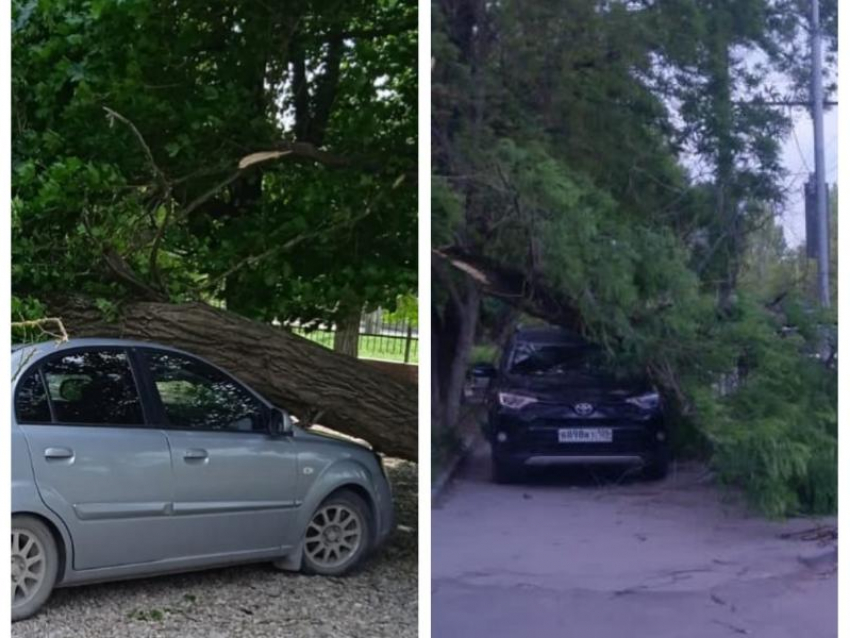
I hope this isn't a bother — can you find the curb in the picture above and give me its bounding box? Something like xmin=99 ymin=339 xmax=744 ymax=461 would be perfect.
xmin=431 ymin=433 xmax=478 ymax=505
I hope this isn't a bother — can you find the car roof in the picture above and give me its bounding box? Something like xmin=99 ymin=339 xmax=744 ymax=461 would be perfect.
xmin=514 ymin=326 xmax=587 ymax=346
xmin=11 ymin=338 xmax=193 ymax=364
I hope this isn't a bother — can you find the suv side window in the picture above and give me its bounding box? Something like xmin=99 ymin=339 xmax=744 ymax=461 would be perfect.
xmin=15 ymin=368 xmax=52 ymax=424
xmin=41 ymin=350 xmax=145 ymax=425
xmin=143 ymin=350 xmax=267 ymax=433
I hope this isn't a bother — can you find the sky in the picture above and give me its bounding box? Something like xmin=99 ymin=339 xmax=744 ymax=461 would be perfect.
xmin=778 ymin=106 xmax=838 ymax=248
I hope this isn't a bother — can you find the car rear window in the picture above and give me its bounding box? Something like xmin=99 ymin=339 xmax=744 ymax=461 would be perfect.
xmin=40 ymin=350 xmax=145 ymax=426
xmin=15 ymin=369 xmax=52 ymax=424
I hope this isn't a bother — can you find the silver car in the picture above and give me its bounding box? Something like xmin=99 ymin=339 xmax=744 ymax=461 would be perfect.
xmin=11 ymin=339 xmax=394 ymax=621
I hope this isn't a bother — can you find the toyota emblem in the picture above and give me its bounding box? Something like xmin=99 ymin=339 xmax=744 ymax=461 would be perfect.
xmin=574 ymin=402 xmax=594 ymax=416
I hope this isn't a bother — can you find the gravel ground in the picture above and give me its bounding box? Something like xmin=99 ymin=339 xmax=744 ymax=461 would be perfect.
xmin=13 ymin=460 xmax=417 ymax=638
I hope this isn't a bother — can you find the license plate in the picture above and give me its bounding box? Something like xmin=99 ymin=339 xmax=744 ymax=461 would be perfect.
xmin=558 ymin=428 xmax=613 ymax=443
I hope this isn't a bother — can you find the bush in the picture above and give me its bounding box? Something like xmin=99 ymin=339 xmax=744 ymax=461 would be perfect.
xmin=469 ymin=343 xmax=499 ymax=365
xmin=691 ymin=302 xmax=837 ymax=517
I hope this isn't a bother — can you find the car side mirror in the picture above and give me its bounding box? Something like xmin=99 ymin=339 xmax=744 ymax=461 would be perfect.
xmin=269 ymin=408 xmax=294 ymax=437
xmin=471 ymin=363 xmax=497 ymax=379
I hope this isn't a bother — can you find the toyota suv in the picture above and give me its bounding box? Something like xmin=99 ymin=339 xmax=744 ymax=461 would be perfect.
xmin=480 ymin=326 xmax=668 ymax=483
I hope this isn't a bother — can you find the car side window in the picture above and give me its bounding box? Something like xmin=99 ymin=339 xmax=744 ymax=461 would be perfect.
xmin=15 ymin=368 xmax=52 ymax=424
xmin=41 ymin=350 xmax=145 ymax=425
xmin=143 ymin=351 xmax=266 ymax=433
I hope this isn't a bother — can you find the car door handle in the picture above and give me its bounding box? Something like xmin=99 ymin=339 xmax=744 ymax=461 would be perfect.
xmin=44 ymin=447 xmax=74 ymax=460
xmin=183 ymin=449 xmax=209 ymax=461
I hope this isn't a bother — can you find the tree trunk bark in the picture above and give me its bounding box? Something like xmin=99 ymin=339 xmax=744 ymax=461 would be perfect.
xmin=431 ymin=306 xmax=443 ymax=430
xmin=50 ymin=298 xmax=417 ymax=460
xmin=432 ymin=272 xmax=481 ymax=432
xmin=441 ymin=285 xmax=480 ymax=431
xmin=333 ymin=307 xmax=361 ymax=357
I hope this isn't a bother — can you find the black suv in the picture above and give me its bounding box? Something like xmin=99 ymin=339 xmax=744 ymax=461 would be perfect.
xmin=480 ymin=326 xmax=668 ymax=483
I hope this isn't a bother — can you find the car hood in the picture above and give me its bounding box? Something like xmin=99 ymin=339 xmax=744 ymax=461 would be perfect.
xmin=293 ymin=425 xmax=373 ymax=453
xmin=499 ymin=373 xmax=648 ymax=404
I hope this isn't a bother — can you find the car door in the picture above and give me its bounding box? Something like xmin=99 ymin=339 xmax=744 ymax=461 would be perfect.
xmin=137 ymin=348 xmax=300 ymax=559
xmin=15 ymin=347 xmax=175 ymax=571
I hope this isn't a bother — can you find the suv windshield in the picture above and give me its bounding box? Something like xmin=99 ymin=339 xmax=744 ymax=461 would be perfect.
xmin=509 ymin=342 xmax=604 ymax=376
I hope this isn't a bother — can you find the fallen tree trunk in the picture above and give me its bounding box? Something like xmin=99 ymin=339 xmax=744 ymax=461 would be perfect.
xmin=49 ymin=298 xmax=417 ymax=460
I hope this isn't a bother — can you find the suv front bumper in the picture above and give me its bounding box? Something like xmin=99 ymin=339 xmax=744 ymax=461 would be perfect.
xmin=485 ymin=412 xmax=667 ymax=467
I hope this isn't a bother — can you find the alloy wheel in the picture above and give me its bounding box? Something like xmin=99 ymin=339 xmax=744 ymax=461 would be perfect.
xmin=304 ymin=504 xmax=364 ymax=569
xmin=11 ymin=529 xmax=47 ymax=608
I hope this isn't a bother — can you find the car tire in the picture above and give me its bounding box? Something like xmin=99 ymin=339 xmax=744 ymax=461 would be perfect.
xmin=301 ymin=490 xmax=373 ymax=576
xmin=643 ymin=450 xmax=669 ymax=481
xmin=12 ymin=515 xmax=59 ymax=622
xmin=492 ymin=454 xmax=522 ymax=484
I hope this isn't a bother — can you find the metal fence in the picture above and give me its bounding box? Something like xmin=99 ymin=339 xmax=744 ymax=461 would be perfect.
xmin=291 ymin=314 xmax=419 ymax=364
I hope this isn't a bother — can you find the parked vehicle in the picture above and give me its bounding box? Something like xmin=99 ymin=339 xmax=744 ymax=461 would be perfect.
xmin=11 ymin=339 xmax=394 ymax=621
xmin=462 ymin=363 xmax=496 ymax=404
xmin=479 ymin=326 xmax=668 ymax=483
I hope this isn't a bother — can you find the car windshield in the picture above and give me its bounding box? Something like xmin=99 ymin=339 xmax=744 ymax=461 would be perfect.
xmin=509 ymin=342 xmax=605 ymax=376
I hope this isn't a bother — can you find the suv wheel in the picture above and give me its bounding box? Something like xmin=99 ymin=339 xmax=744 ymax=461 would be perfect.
xmin=301 ymin=491 xmax=372 ymax=576
xmin=12 ymin=515 xmax=59 ymax=622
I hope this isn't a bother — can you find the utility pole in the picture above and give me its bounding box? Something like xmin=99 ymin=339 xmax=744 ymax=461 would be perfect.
xmin=811 ymin=0 xmax=830 ymax=308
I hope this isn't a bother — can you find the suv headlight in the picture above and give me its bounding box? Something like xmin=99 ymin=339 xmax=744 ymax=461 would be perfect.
xmin=625 ymin=392 xmax=660 ymax=411
xmin=498 ymin=392 xmax=538 ymax=410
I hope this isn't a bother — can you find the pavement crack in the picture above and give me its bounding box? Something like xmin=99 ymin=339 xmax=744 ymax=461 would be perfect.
xmin=712 ymin=619 xmax=750 ymax=635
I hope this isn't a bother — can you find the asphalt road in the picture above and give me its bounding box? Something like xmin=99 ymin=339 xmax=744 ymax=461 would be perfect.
xmin=432 ymin=443 xmax=836 ymax=638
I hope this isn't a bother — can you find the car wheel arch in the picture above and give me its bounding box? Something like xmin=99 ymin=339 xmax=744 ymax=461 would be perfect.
xmin=274 ymin=482 xmax=377 ymax=574
xmin=12 ymin=511 xmax=70 ymax=584
xmin=299 ymin=461 xmax=378 ymax=541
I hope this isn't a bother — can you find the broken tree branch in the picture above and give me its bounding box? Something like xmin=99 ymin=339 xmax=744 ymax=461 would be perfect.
xmin=11 ymin=317 xmax=70 ymax=343
xmin=433 ymin=247 xmax=585 ymax=333
xmin=103 ymin=247 xmax=169 ymax=302
xmin=203 ymin=206 xmax=375 ymax=293
xmin=103 ymin=107 xmax=170 ymax=194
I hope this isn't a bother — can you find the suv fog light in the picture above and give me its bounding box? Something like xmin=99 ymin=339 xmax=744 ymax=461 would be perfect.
xmin=656 ymin=431 xmax=666 ymax=442
xmin=497 ymin=431 xmax=508 ymax=443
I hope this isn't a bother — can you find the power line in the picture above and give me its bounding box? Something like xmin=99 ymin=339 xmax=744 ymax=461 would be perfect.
xmin=791 ymin=126 xmax=811 ymax=173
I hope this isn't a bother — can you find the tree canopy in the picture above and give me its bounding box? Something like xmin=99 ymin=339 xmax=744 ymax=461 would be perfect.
xmin=13 ymin=0 xmax=417 ymax=324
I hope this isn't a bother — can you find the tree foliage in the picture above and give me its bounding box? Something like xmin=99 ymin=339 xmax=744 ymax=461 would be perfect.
xmin=13 ymin=0 xmax=417 ymax=325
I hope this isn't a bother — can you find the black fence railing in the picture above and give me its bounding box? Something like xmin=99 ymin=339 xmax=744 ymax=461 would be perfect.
xmin=291 ymin=316 xmax=419 ymax=364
